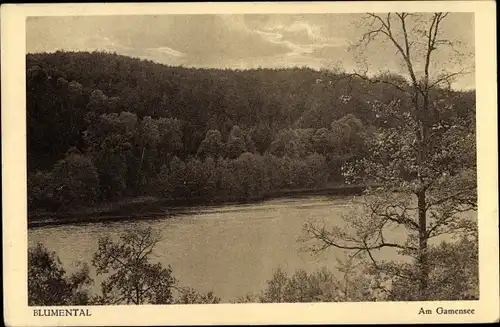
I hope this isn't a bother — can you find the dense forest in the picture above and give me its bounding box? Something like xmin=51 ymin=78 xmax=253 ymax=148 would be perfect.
xmin=27 ymin=51 xmax=475 ymax=211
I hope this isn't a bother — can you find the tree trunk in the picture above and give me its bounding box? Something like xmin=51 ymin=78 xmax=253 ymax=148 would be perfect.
xmin=417 ymin=190 xmax=429 ymax=300
xmin=136 ymin=146 xmax=145 ymax=196
xmin=135 ymin=285 xmax=140 ymax=304
xmin=415 ymin=87 xmax=430 ymax=300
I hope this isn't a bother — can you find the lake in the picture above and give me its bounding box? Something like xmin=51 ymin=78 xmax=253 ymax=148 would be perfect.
xmin=28 ymin=195 xmax=474 ymax=302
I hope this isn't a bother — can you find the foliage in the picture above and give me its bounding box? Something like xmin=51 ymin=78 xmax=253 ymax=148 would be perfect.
xmin=226 ymin=125 xmax=250 ymax=159
xmin=28 ymin=227 xmax=478 ymax=305
xmin=27 ymin=51 xmax=474 ymax=211
xmin=388 ymin=235 xmax=479 ymax=301
xmin=236 ymin=232 xmax=479 ymax=304
xmin=91 ymin=227 xmax=176 ymax=304
xmin=196 ymin=129 xmax=224 ymax=159
xmin=28 ymin=228 xmax=222 ymax=306
xmin=28 ymin=171 xmax=57 ymax=210
xmin=28 ymin=243 xmax=93 ymax=305
xmin=27 ymin=14 xmax=478 ymax=305
xmin=174 ymin=287 xmax=221 ymax=304
xmin=269 ymin=128 xmax=314 ymax=158
xmin=50 ymin=150 xmax=100 ymax=207
xmin=303 ymin=12 xmax=477 ymax=301
xmin=237 ymin=267 xmax=342 ymax=303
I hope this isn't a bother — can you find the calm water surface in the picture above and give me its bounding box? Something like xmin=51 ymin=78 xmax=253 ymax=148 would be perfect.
xmin=28 ymin=195 xmax=473 ymax=302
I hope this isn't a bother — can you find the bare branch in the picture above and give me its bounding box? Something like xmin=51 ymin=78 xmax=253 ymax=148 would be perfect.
xmin=435 ymin=39 xmax=466 ymax=57
xmin=428 ymin=68 xmax=472 ymax=89
xmin=304 ymin=222 xmax=414 ymax=252
xmin=342 ymin=71 xmax=409 ymax=94
xmin=426 ymin=187 xmax=477 ymax=210
xmin=364 ymin=239 xmax=380 ymax=268
xmin=360 ymin=13 xmax=422 ymax=95
xmin=396 ymin=12 xmax=412 ymax=60
xmin=382 ymin=204 xmax=420 ymax=230
xmin=358 ymin=26 xmax=389 ymax=47
xmin=106 ymin=252 xmax=129 ymax=270
xmin=110 ymin=294 xmax=128 ymax=305
xmin=423 ymin=14 xmax=439 ymax=89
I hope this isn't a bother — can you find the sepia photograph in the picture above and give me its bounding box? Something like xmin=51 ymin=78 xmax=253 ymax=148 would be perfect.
xmin=2 ymin=1 xmax=499 ymax=326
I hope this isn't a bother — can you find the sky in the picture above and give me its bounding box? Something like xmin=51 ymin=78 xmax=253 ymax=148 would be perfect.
xmin=27 ymin=13 xmax=475 ymax=89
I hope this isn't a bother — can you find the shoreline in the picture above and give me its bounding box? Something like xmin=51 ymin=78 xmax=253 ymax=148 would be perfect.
xmin=28 ymin=184 xmax=368 ymax=229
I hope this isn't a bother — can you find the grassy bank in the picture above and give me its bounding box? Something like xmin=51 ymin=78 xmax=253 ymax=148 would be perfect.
xmin=28 ymin=184 xmax=368 ymax=228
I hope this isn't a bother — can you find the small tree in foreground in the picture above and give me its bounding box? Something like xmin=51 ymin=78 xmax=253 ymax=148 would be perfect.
xmin=175 ymin=287 xmax=221 ymax=304
xmin=233 ymin=267 xmax=342 ymax=303
xmin=91 ymin=227 xmax=176 ymax=304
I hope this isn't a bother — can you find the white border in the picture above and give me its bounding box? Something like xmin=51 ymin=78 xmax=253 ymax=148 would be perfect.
xmin=2 ymin=2 xmax=498 ymax=326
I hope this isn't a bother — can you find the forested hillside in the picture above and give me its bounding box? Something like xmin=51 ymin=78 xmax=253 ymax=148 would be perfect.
xmin=27 ymin=51 xmax=475 ymax=211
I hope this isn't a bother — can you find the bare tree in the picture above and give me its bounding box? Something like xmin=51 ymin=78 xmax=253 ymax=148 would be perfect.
xmin=304 ymin=13 xmax=477 ymax=300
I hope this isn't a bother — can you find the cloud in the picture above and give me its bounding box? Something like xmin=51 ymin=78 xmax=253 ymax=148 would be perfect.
xmin=262 ymin=21 xmax=330 ymax=45
xmin=253 ymin=19 xmax=349 ymax=59
xmin=251 ymin=20 xmax=349 ymax=69
xmin=146 ymin=46 xmax=185 ymax=57
xmin=109 ymin=15 xmax=292 ymax=60
xmin=27 ymin=15 xmax=295 ymax=68
xmin=26 ymin=13 xmax=474 ymax=89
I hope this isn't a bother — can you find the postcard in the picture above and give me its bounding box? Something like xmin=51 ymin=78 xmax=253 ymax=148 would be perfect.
xmin=2 ymin=1 xmax=498 ymax=325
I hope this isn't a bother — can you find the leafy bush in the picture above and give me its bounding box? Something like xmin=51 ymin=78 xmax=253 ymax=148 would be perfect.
xmin=28 ymin=243 xmax=93 ymax=305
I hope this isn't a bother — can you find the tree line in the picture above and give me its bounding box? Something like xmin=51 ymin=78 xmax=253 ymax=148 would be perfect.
xmin=27 ymin=51 xmax=474 ymax=211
